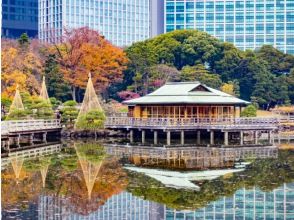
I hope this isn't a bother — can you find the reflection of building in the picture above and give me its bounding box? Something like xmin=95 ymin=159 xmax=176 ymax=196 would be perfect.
xmin=164 ymin=0 xmax=294 ymax=54
xmin=39 ymin=0 xmax=160 ymax=46
xmin=165 ymin=183 xmax=294 ymax=220
xmin=2 ymin=0 xmax=38 ymax=38
xmin=38 ymin=192 xmax=163 ymax=220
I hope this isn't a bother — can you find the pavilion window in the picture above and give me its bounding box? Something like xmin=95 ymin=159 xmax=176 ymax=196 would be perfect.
xmin=193 ymin=107 xmax=198 ymax=118
xmin=128 ymin=107 xmax=134 ymax=117
xmin=169 ymin=106 xmax=174 ymax=118
xmin=180 ymin=107 xmax=185 ymax=118
xmin=187 ymin=106 xmax=193 ymax=118
xmin=174 ymin=106 xmax=179 ymax=118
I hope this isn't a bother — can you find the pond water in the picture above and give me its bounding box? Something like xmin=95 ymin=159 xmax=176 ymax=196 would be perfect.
xmin=1 ymin=140 xmax=294 ymax=220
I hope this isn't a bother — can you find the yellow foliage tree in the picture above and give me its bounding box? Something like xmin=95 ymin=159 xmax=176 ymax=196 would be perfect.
xmin=1 ymin=40 xmax=43 ymax=97
xmin=221 ymin=83 xmax=235 ymax=96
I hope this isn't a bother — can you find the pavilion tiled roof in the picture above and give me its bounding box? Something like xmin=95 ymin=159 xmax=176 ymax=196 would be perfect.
xmin=124 ymin=82 xmax=249 ymax=105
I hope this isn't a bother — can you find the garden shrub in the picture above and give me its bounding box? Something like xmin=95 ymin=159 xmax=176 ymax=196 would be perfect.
xmin=61 ymin=100 xmax=79 ymax=127
xmin=75 ymin=110 xmax=105 ymax=130
xmin=240 ymin=104 xmax=257 ymax=117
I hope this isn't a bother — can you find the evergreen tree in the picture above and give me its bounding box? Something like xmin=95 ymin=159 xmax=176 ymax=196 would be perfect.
xmin=44 ymin=54 xmax=71 ymax=102
xmin=17 ymin=33 xmax=30 ymax=49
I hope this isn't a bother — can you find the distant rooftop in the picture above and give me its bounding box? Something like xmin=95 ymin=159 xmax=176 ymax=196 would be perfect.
xmin=124 ymin=82 xmax=249 ymax=105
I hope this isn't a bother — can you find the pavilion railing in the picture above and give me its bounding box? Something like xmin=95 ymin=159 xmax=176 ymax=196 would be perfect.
xmin=1 ymin=119 xmax=61 ymax=134
xmin=105 ymin=117 xmax=279 ymax=128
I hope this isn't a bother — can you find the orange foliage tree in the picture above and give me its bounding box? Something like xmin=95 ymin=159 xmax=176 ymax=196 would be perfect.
xmin=52 ymin=27 xmax=128 ymax=101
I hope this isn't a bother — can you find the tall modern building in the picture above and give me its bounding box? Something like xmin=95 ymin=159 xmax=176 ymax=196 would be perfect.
xmin=39 ymin=0 xmax=164 ymax=47
xmin=2 ymin=0 xmax=38 ymax=38
xmin=164 ymin=0 xmax=294 ymax=54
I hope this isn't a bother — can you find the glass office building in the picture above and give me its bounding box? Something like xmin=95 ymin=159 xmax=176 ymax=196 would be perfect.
xmin=39 ymin=0 xmax=151 ymax=46
xmin=164 ymin=0 xmax=294 ymax=54
xmin=2 ymin=0 xmax=38 ymax=38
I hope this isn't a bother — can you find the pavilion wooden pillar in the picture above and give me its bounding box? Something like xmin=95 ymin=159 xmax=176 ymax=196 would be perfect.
xmin=210 ymin=130 xmax=214 ymax=145
xmin=180 ymin=130 xmax=185 ymax=145
xmin=142 ymin=130 xmax=146 ymax=144
xmin=154 ymin=130 xmax=158 ymax=145
xmin=130 ymin=130 xmax=134 ymax=143
xmin=224 ymin=131 xmax=229 ymax=146
xmin=197 ymin=130 xmax=201 ymax=145
xmin=166 ymin=131 xmax=171 ymax=146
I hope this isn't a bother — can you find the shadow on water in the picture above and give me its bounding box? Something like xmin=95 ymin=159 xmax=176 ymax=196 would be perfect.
xmin=1 ymin=139 xmax=294 ymax=219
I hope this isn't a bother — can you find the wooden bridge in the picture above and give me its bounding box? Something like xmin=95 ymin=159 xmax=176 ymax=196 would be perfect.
xmin=1 ymin=119 xmax=62 ymax=148
xmin=105 ymin=117 xmax=279 ymax=131
xmin=1 ymin=119 xmax=61 ymax=136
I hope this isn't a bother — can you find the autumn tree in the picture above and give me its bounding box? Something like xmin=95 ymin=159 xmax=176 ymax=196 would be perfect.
xmin=1 ymin=38 xmax=44 ymax=97
xmin=52 ymin=27 xmax=128 ymax=101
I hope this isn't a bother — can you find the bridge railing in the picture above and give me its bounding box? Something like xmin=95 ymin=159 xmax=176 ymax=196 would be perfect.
xmin=105 ymin=117 xmax=279 ymax=128
xmin=1 ymin=119 xmax=61 ymax=134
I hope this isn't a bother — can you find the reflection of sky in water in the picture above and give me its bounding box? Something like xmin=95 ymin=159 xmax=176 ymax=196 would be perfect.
xmin=1 ymin=142 xmax=294 ymax=220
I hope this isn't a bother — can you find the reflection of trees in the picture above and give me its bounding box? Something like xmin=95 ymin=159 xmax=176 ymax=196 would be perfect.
xmin=44 ymin=142 xmax=128 ymax=216
xmin=10 ymin=157 xmax=25 ymax=182
xmin=1 ymin=168 xmax=42 ymax=210
xmin=127 ymin=150 xmax=294 ymax=210
xmin=24 ymin=156 xmax=52 ymax=188
xmin=75 ymin=143 xmax=106 ymax=199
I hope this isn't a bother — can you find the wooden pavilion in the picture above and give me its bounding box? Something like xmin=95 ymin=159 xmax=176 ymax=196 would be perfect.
xmin=124 ymin=82 xmax=249 ymax=120
xmin=106 ymin=82 xmax=278 ymax=147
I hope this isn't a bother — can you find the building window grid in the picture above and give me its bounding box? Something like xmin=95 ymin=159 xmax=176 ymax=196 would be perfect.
xmin=164 ymin=0 xmax=293 ymax=53
xmin=39 ymin=0 xmax=150 ymax=46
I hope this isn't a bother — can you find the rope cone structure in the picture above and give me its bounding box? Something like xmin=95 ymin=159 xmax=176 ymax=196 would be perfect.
xmin=39 ymin=76 xmax=51 ymax=104
xmin=8 ymin=85 xmax=24 ymax=115
xmin=75 ymin=144 xmax=104 ymax=200
xmin=74 ymin=73 xmax=103 ymax=129
xmin=10 ymin=157 xmax=24 ymax=183
xmin=40 ymin=164 xmax=49 ymax=188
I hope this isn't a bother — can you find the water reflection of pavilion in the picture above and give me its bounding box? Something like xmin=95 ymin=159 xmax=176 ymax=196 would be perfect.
xmin=106 ymin=145 xmax=278 ymax=169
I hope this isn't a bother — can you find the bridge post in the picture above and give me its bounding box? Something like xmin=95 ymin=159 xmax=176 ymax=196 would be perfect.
xmin=29 ymin=133 xmax=34 ymax=145
xmin=154 ymin=130 xmax=158 ymax=145
xmin=166 ymin=131 xmax=171 ymax=146
xmin=181 ymin=130 xmax=185 ymax=145
xmin=16 ymin=134 xmax=20 ymax=147
xmin=42 ymin=132 xmax=47 ymax=143
xmin=210 ymin=130 xmax=214 ymax=145
xmin=268 ymin=130 xmax=272 ymax=144
xmin=240 ymin=131 xmax=244 ymax=145
xmin=254 ymin=131 xmax=258 ymax=145
xmin=130 ymin=130 xmax=134 ymax=143
xmin=141 ymin=130 xmax=145 ymax=144
xmin=197 ymin=130 xmax=201 ymax=145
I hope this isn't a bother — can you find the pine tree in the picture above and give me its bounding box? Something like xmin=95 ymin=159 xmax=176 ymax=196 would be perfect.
xmin=44 ymin=54 xmax=71 ymax=102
